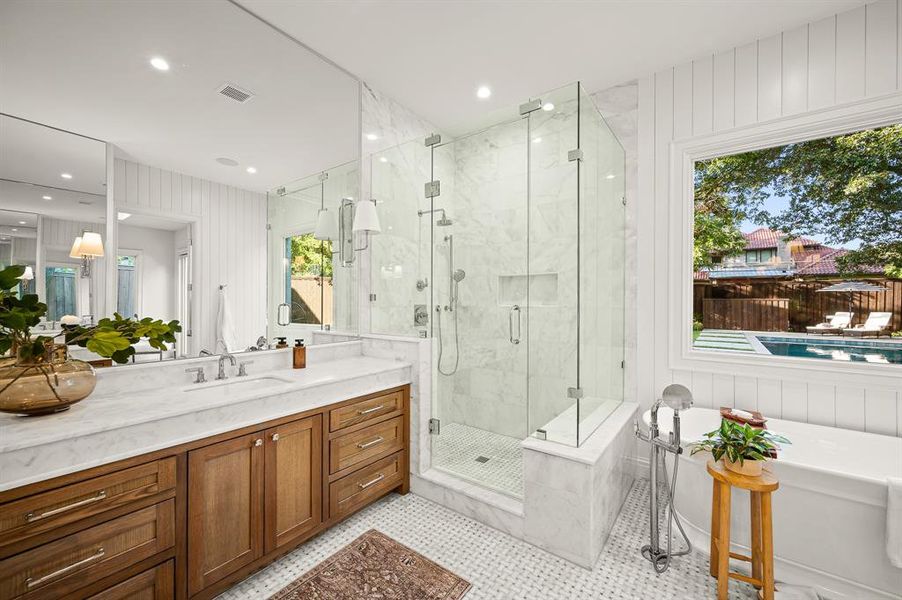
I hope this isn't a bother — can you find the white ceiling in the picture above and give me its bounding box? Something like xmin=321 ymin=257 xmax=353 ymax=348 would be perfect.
xmin=238 ymin=0 xmax=866 ymax=133
xmin=0 ymin=180 xmax=105 ymax=224
xmin=0 ymin=0 xmax=360 ymax=193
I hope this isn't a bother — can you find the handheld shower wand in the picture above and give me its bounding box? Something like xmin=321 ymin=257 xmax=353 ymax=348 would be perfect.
xmin=635 ymin=384 xmax=694 ymax=573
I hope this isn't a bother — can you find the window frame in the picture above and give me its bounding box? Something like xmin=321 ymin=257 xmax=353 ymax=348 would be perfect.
xmin=668 ymin=92 xmax=902 ymax=386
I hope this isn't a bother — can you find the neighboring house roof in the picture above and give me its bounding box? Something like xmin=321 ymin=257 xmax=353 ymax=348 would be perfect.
xmin=742 ymin=227 xmax=819 ymax=250
xmin=696 ymin=228 xmax=884 ymax=281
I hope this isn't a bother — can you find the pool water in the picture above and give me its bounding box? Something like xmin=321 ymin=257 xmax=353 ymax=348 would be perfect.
xmin=758 ymin=336 xmax=902 ymax=365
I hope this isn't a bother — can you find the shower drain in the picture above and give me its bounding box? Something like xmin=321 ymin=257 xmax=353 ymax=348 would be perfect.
xmin=475 ymin=456 xmax=490 ymax=463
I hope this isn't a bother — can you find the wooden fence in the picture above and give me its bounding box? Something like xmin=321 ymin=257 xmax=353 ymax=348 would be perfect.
xmin=695 ymin=277 xmax=902 ymax=332
xmin=702 ymin=298 xmax=790 ymax=331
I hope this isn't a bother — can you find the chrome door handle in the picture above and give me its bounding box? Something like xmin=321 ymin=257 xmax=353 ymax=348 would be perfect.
xmin=26 ymin=547 xmax=105 ymax=588
xmin=358 ymin=473 xmax=385 ymax=490
xmin=356 ymin=436 xmax=384 ymax=450
xmin=357 ymin=404 xmax=384 ymax=415
xmin=277 ymin=303 xmax=290 ymax=326
xmin=509 ymin=305 xmax=521 ymax=345
xmin=26 ymin=490 xmax=107 ymax=523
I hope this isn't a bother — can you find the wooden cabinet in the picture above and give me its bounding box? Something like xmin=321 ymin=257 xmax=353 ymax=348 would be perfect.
xmin=263 ymin=416 xmax=322 ymax=553
xmin=187 ymin=433 xmax=264 ymax=596
xmin=0 ymin=384 xmax=409 ymax=600
xmin=86 ymin=561 xmax=173 ymax=600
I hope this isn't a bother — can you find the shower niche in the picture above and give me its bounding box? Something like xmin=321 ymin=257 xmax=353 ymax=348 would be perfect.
xmin=369 ymin=82 xmax=625 ymax=498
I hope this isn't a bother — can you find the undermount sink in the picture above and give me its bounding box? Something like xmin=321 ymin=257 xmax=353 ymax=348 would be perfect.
xmin=184 ymin=375 xmax=292 ymax=394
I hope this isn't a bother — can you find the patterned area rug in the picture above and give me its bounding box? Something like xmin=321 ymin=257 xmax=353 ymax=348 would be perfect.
xmin=270 ymin=529 xmax=471 ymax=599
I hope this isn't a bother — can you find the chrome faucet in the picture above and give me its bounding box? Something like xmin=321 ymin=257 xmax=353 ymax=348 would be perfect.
xmin=216 ymin=352 xmax=237 ymax=380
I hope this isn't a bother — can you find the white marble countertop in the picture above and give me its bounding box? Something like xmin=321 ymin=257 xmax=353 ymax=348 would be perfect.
xmin=0 ymin=354 xmax=411 ymax=492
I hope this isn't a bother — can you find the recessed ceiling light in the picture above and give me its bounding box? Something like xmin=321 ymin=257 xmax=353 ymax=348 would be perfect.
xmin=117 ymin=212 xmax=131 ymax=221
xmin=379 ymin=157 xmax=388 ymax=163
xmin=216 ymin=157 xmax=239 ymax=167
xmin=532 ymin=137 xmax=542 ymax=144
xmin=605 ymin=174 xmax=616 ymax=180
xmin=542 ymin=102 xmax=555 ymax=111
xmin=11 ymin=228 xmax=18 ymax=232
xmin=150 ymin=57 xmax=170 ymax=71
xmin=42 ymin=195 xmax=52 ymax=200
xmin=18 ymin=221 xmax=26 ymax=225
xmin=246 ymin=166 xmax=257 ymax=174
xmin=60 ymin=173 xmax=72 ymax=179
xmin=365 ymin=133 xmax=379 ymax=141
xmin=476 ymin=86 xmax=491 ymax=99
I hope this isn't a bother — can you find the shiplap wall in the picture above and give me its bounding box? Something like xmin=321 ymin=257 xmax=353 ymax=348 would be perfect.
xmin=113 ymin=158 xmax=267 ymax=354
xmin=638 ymin=0 xmax=902 ymax=436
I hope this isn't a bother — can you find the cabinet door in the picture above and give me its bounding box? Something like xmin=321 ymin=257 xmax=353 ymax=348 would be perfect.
xmin=187 ymin=432 xmax=264 ymax=596
xmin=264 ymin=415 xmax=323 ymax=553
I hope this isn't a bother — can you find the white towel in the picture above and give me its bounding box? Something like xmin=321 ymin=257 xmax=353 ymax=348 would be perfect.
xmin=888 ymin=477 xmax=902 ymax=569
xmin=216 ymin=287 xmax=239 ymax=353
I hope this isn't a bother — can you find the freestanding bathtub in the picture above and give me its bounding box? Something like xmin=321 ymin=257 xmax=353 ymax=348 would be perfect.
xmin=644 ymin=407 xmax=902 ymax=599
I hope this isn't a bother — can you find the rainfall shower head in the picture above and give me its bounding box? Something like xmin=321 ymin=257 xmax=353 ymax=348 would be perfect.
xmin=436 ymin=216 xmax=454 ymax=226
xmin=452 ymin=269 xmax=466 ymax=282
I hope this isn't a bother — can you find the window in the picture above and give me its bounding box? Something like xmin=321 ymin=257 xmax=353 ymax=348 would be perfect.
xmin=117 ymin=254 xmax=137 ymax=317
xmin=284 ymin=233 xmax=333 ymax=325
xmin=691 ymin=122 xmax=901 ymax=366
xmin=44 ymin=266 xmax=77 ymax=321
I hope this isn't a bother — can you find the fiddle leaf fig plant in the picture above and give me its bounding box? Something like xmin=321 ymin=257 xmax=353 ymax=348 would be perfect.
xmin=0 ymin=264 xmax=181 ymax=364
xmin=690 ymin=419 xmax=791 ymax=465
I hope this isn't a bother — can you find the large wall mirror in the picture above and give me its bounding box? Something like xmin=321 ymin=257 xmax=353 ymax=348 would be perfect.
xmin=0 ymin=0 xmax=361 ymax=365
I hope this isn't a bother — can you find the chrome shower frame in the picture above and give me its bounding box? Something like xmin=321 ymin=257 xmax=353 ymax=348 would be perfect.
xmin=635 ymin=384 xmax=694 ymax=573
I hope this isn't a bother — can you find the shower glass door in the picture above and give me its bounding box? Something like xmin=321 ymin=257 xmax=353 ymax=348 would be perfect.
xmin=429 ymin=117 xmax=530 ymax=498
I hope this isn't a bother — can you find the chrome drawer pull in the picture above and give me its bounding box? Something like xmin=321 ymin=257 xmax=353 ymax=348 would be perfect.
xmin=357 ymin=404 xmax=384 ymax=415
xmin=356 ymin=436 xmax=384 ymax=450
xmin=358 ymin=473 xmax=385 ymax=490
xmin=26 ymin=546 xmax=105 ymax=588
xmin=25 ymin=490 xmax=107 ymax=523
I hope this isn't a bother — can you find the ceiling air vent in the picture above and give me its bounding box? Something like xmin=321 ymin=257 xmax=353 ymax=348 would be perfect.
xmin=217 ymin=83 xmax=254 ymax=104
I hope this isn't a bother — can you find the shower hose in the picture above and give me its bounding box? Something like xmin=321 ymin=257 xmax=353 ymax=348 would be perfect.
xmin=435 ymin=305 xmax=460 ymax=376
xmin=654 ymin=450 xmax=693 ymax=574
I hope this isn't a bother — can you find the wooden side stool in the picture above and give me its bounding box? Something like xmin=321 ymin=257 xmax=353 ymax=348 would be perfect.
xmin=707 ymin=459 xmax=779 ymax=600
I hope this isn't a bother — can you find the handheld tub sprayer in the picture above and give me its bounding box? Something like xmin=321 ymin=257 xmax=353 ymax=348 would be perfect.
xmin=634 ymin=383 xmax=694 ymax=573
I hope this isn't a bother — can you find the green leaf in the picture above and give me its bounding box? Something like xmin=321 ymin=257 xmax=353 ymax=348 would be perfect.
xmin=85 ymin=331 xmax=132 ymax=357
xmin=0 ymin=265 xmax=25 ymax=291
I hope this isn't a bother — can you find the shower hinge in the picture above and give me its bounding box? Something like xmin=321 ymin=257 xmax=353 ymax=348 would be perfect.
xmin=534 ymin=429 xmax=548 ymax=441
xmin=567 ymin=387 xmax=584 ymax=399
xmin=621 ymin=360 xmax=625 ymax=369
xmin=318 ymin=171 xmax=328 ymax=182
xmin=424 ymin=133 xmax=442 ymax=147
xmin=425 ymin=180 xmax=441 ymax=198
xmin=621 ymin=196 xmax=626 ymax=206
xmin=369 ymin=293 xmax=377 ymax=302
xmin=519 ymin=99 xmax=543 ymax=115
xmin=276 ymin=186 xmax=286 ymax=196
xmin=429 ymin=418 xmax=441 ymax=435
xmin=568 ymin=149 xmax=584 ymax=162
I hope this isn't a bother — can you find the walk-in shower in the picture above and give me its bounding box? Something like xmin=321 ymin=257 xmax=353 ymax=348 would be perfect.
xmin=370 ymin=82 xmax=625 ymax=499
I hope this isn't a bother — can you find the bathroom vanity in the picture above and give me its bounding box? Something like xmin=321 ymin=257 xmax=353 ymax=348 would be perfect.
xmin=0 ymin=349 xmax=411 ymax=600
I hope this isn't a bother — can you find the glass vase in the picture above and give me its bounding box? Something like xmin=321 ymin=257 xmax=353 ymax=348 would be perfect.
xmin=0 ymin=343 xmax=96 ymax=416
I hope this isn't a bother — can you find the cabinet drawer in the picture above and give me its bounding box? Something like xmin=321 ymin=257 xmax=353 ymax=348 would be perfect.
xmin=329 ymin=390 xmax=403 ymax=432
xmin=86 ymin=560 xmax=173 ymax=600
xmin=0 ymin=500 xmax=175 ymax=600
xmin=329 ymin=452 xmax=403 ymax=520
xmin=0 ymin=459 xmax=176 ymax=548
xmin=329 ymin=416 xmax=403 ymax=475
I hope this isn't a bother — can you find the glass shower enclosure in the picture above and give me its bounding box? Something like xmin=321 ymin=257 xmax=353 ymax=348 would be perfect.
xmin=370 ymin=83 xmax=624 ymax=498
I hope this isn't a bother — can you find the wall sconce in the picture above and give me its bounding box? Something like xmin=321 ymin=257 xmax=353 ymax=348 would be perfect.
xmin=313 ymin=208 xmax=338 ymax=241
xmin=69 ymin=231 xmax=105 ymax=277
xmin=17 ymin=266 xmax=34 ymax=281
xmin=352 ymin=199 xmax=381 ymax=252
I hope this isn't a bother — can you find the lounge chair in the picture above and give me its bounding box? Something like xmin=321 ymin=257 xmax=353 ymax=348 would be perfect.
xmin=806 ymin=312 xmax=853 ymax=335
xmin=843 ymin=312 xmax=892 ymax=338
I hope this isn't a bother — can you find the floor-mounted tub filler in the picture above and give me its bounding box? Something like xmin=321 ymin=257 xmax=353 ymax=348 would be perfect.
xmin=635 ymin=384 xmax=694 ymax=573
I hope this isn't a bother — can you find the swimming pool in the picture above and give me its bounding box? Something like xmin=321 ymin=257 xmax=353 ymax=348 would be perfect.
xmin=757 ymin=335 xmax=902 ymax=364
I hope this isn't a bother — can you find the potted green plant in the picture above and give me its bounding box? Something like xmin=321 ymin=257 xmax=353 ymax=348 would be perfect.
xmin=0 ymin=265 xmax=181 ymax=415
xmin=690 ymin=418 xmax=790 ymax=476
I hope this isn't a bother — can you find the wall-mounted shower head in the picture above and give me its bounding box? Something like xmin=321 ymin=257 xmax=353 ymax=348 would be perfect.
xmin=452 ymin=269 xmax=466 ymax=282
xmin=436 ymin=215 xmax=454 ymax=226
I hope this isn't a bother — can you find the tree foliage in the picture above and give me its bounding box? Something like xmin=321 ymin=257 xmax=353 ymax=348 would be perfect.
xmin=695 ymin=124 xmax=902 ymax=277
xmin=290 ymin=234 xmax=333 ymax=278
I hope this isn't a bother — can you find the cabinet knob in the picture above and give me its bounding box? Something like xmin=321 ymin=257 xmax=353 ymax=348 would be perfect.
xmin=254 ymin=439 xmax=263 ymax=447
xmin=271 ymin=433 xmax=280 ymax=442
